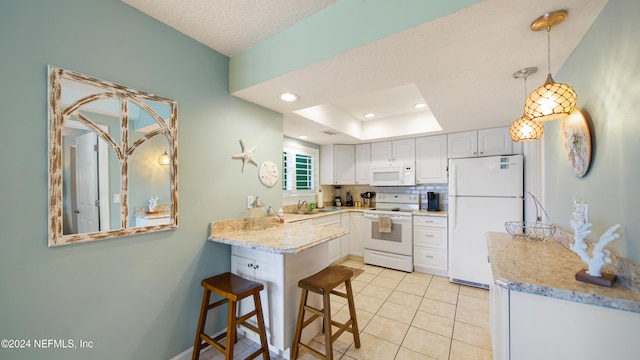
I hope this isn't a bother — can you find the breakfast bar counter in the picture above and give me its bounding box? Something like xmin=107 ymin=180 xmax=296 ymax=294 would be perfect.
xmin=208 ymin=217 xmax=347 ymax=254
xmin=208 ymin=217 xmax=347 ymax=358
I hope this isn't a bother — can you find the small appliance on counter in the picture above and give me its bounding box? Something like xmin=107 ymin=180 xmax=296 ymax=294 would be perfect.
xmin=334 ymin=196 xmax=342 ymax=207
xmin=427 ymin=192 xmax=440 ymax=211
xmin=345 ymin=191 xmax=354 ymax=207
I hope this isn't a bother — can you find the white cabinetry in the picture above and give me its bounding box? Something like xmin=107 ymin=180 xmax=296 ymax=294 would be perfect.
xmin=415 ymin=135 xmax=448 ymax=184
xmin=340 ymin=213 xmax=350 ymax=259
xmin=320 ymin=144 xmax=355 ymax=185
xmin=312 ymin=214 xmax=342 ymax=263
xmin=491 ymin=286 xmax=640 ymax=360
xmin=371 ymin=139 xmax=415 ymax=164
xmin=413 ymin=215 xmax=448 ymax=276
xmin=231 ymin=247 xmax=282 ymax=350
xmin=354 ymin=143 xmax=371 ymax=184
xmin=231 ymin=244 xmax=328 ymax=356
xmin=448 ymin=127 xmax=513 ymax=159
xmin=349 ymin=212 xmax=364 ymax=256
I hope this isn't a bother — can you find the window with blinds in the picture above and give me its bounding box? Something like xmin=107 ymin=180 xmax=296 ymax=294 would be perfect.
xmin=282 ymin=144 xmax=317 ymax=194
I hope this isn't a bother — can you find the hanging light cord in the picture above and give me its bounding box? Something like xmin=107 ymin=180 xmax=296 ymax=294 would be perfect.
xmin=547 ymin=26 xmax=552 ymax=74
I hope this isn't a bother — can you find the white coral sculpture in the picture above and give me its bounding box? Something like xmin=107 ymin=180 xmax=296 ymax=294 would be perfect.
xmin=569 ymin=206 xmax=621 ymax=277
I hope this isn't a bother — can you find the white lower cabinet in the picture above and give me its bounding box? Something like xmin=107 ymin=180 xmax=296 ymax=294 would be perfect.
xmin=349 ymin=212 xmax=364 ymax=256
xmin=491 ymin=286 xmax=640 ymax=360
xmin=413 ymin=215 xmax=448 ymax=276
xmin=312 ymin=214 xmax=341 ymax=263
xmin=231 ymin=248 xmax=281 ymax=351
xmin=340 ymin=213 xmax=350 ymax=259
xmin=231 ymin=243 xmax=329 ymax=357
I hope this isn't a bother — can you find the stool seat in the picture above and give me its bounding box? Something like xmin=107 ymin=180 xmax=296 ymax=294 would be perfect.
xmin=298 ymin=266 xmax=354 ymax=295
xmin=291 ymin=266 xmax=360 ymax=360
xmin=192 ymin=272 xmax=270 ymax=360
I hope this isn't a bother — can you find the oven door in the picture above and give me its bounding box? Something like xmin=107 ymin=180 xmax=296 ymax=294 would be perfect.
xmin=363 ymin=212 xmax=412 ymax=256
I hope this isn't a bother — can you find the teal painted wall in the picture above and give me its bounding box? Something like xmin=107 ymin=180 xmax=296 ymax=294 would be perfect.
xmin=0 ymin=1 xmax=283 ymax=359
xmin=545 ymin=0 xmax=640 ymax=262
xmin=229 ymin=0 xmax=483 ymax=92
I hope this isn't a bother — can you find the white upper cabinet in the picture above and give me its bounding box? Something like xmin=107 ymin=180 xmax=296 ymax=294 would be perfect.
xmin=354 ymin=143 xmax=371 ymax=185
xmin=371 ymin=139 xmax=415 ymax=164
xmin=448 ymin=127 xmax=513 ymax=159
xmin=320 ymin=144 xmax=355 ymax=185
xmin=415 ymin=135 xmax=448 ymax=184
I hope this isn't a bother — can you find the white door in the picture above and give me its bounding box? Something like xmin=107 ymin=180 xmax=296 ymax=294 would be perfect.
xmin=75 ymin=131 xmax=99 ymax=233
xmin=449 ymin=196 xmax=522 ymax=287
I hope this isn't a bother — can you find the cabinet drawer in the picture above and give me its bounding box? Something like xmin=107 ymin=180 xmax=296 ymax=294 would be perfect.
xmin=414 ymin=216 xmax=447 ymax=228
xmin=413 ymin=227 xmax=446 ymax=247
xmin=414 ymin=247 xmax=446 ymax=269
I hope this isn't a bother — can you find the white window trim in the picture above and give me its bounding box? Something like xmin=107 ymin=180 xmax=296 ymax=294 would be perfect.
xmin=282 ymin=143 xmax=319 ymax=200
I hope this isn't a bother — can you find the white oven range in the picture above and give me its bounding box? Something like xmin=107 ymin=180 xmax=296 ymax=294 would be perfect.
xmin=363 ymin=193 xmax=419 ymax=272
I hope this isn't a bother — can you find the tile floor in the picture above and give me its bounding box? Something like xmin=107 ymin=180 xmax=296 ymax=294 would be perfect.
xmin=200 ymin=258 xmax=492 ymax=360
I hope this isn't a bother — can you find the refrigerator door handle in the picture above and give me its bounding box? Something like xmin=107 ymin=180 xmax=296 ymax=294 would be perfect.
xmin=449 ymin=162 xmax=457 ymax=196
xmin=451 ymin=195 xmax=457 ymax=228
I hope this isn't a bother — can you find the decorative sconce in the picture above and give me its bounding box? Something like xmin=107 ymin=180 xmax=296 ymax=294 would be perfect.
xmin=524 ymin=10 xmax=577 ymax=121
xmin=158 ymin=151 xmax=170 ymax=165
xmin=510 ymin=67 xmax=544 ymax=142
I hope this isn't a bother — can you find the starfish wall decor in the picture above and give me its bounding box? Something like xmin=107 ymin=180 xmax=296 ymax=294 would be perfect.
xmin=232 ymin=139 xmax=257 ymax=172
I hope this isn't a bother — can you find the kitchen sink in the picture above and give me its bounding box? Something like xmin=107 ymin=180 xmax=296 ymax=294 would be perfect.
xmin=287 ymin=207 xmax=342 ymax=215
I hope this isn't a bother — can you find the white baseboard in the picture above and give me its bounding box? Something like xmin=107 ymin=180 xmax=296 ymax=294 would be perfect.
xmin=169 ymin=329 xmax=226 ymax=360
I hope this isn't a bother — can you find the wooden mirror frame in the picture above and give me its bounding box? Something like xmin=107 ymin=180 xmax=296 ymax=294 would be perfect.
xmin=48 ymin=66 xmax=178 ymax=246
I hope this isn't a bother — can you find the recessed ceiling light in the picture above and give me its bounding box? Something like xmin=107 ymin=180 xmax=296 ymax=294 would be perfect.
xmin=414 ymin=103 xmax=426 ymax=109
xmin=298 ymin=135 xmax=308 ymax=139
xmin=364 ymin=113 xmax=375 ymax=118
xmin=279 ymin=92 xmax=299 ymax=102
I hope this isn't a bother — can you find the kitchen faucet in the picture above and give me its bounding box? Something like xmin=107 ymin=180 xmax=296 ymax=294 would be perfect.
xmin=297 ymin=200 xmax=308 ymax=212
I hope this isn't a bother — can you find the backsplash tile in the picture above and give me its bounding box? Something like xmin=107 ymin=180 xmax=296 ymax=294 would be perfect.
xmin=320 ymin=184 xmax=448 ymax=212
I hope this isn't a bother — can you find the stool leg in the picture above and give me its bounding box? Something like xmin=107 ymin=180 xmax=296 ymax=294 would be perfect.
xmin=290 ymin=289 xmax=308 ymax=359
xmin=345 ymin=279 xmax=360 ymax=348
xmin=192 ymin=289 xmax=211 ymax=360
xmin=323 ymin=291 xmax=333 ymax=360
xmin=252 ymin=292 xmax=271 ymax=359
xmin=225 ymin=300 xmax=237 ymax=360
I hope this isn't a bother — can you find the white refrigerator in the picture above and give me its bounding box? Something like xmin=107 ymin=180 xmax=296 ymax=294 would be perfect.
xmin=448 ymin=154 xmax=523 ymax=288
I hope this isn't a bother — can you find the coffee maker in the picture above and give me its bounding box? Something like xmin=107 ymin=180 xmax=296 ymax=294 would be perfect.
xmin=345 ymin=191 xmax=354 ymax=207
xmin=427 ymin=192 xmax=439 ymax=211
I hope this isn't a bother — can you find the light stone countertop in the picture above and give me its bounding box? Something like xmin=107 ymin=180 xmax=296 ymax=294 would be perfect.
xmin=208 ymin=217 xmax=347 ymax=254
xmin=487 ymin=231 xmax=640 ymax=313
xmin=413 ymin=210 xmax=448 ymax=217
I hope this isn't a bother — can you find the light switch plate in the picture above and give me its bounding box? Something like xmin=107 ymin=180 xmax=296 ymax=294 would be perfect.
xmin=247 ymin=195 xmax=255 ymax=209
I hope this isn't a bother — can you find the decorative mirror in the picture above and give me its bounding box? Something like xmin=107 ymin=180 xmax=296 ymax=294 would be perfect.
xmin=48 ymin=66 xmax=178 ymax=246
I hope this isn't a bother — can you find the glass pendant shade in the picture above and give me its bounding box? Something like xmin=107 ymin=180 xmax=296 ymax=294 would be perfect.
xmin=524 ymin=73 xmax=577 ymax=121
xmin=158 ymin=151 xmax=170 ymax=165
xmin=510 ymin=116 xmax=544 ymax=142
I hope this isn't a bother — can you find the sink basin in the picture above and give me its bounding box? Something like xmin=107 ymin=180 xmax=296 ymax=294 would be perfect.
xmin=316 ymin=207 xmax=341 ymax=212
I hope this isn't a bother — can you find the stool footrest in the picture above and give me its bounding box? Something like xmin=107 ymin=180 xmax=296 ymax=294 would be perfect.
xmin=297 ymin=342 xmax=326 ymax=359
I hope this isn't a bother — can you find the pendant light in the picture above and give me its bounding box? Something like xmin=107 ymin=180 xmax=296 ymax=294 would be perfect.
xmin=524 ymin=10 xmax=577 ymax=121
xmin=510 ymin=67 xmax=544 ymax=142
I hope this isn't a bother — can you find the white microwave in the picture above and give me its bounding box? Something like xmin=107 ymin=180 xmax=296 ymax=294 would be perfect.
xmin=370 ymin=162 xmax=416 ymax=186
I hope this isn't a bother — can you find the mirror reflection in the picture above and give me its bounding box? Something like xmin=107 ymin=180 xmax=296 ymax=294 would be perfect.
xmin=49 ymin=66 xmax=178 ymax=246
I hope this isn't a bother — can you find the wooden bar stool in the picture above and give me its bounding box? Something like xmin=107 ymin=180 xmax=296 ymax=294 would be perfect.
xmin=192 ymin=272 xmax=270 ymax=360
xmin=291 ymin=266 xmax=360 ymax=360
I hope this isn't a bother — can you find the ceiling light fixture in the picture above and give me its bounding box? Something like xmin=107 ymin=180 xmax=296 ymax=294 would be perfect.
xmin=524 ymin=9 xmax=577 ymax=121
xmin=298 ymin=135 xmax=308 ymax=139
xmin=413 ymin=103 xmax=426 ymax=109
xmin=279 ymin=92 xmax=299 ymax=102
xmin=364 ymin=113 xmax=375 ymax=118
xmin=510 ymin=67 xmax=544 ymax=142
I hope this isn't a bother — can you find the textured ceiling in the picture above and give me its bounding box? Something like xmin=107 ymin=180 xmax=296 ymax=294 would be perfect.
xmin=122 ymin=0 xmax=608 ymax=145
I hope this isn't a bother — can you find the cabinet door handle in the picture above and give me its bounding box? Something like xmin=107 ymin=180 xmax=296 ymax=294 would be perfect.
xmin=248 ymin=263 xmax=253 ymax=268
xmin=425 ymin=255 xmax=434 ymax=258
xmin=254 ymin=264 xmax=259 ymax=269
xmin=424 ymin=234 xmax=434 ymax=238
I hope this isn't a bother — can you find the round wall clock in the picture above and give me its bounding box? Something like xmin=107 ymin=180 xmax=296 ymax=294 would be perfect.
xmin=259 ymin=161 xmax=279 ymax=187
xmin=561 ymin=109 xmax=592 ymax=177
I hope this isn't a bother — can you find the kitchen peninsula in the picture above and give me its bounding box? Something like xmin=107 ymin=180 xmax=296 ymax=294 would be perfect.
xmin=487 ymin=231 xmax=640 ymax=360
xmin=208 ymin=217 xmax=348 ymax=357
